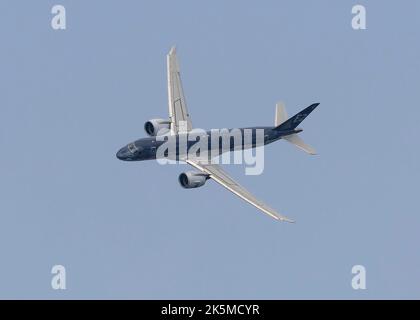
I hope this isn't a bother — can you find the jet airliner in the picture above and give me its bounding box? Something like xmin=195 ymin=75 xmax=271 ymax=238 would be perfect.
xmin=117 ymin=47 xmax=319 ymax=222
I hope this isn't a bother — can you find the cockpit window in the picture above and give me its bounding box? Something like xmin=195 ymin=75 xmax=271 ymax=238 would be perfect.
xmin=128 ymin=143 xmax=139 ymax=154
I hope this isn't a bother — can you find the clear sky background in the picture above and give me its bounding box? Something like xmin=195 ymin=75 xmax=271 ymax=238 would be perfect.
xmin=1 ymin=0 xmax=419 ymax=299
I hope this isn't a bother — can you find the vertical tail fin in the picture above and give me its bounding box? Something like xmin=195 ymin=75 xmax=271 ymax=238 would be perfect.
xmin=274 ymin=102 xmax=319 ymax=155
xmin=275 ymin=103 xmax=319 ymax=131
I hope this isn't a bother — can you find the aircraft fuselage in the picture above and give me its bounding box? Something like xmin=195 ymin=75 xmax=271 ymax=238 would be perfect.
xmin=116 ymin=126 xmax=301 ymax=161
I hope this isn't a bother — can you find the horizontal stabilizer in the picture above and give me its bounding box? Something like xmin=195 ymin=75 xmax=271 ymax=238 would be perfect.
xmin=275 ymin=102 xmax=288 ymax=126
xmin=283 ymin=134 xmax=317 ymax=155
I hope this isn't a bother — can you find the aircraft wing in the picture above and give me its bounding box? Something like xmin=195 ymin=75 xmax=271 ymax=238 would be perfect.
xmin=186 ymin=159 xmax=295 ymax=223
xmin=167 ymin=46 xmax=193 ymax=134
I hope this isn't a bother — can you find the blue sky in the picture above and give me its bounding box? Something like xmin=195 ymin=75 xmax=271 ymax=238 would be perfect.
xmin=0 ymin=0 xmax=419 ymax=299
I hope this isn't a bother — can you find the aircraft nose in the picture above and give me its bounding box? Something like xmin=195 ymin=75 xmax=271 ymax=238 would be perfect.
xmin=116 ymin=147 xmax=128 ymax=160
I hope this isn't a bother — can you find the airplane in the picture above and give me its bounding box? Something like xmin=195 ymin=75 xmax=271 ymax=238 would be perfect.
xmin=116 ymin=46 xmax=319 ymax=222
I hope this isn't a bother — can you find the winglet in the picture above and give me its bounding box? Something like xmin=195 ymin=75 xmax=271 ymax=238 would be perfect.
xmin=278 ymin=215 xmax=295 ymax=223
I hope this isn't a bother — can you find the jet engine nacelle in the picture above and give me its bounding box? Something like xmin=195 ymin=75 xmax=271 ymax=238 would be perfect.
xmin=178 ymin=171 xmax=209 ymax=189
xmin=144 ymin=119 xmax=170 ymax=136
